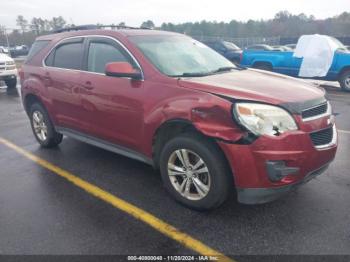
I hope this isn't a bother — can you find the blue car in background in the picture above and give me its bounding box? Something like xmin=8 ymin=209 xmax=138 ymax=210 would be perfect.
xmin=240 ymin=39 xmax=350 ymax=92
xmin=202 ymin=40 xmax=242 ymax=64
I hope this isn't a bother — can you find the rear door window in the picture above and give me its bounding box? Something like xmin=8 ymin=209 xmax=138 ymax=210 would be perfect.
xmin=53 ymin=41 xmax=84 ymax=70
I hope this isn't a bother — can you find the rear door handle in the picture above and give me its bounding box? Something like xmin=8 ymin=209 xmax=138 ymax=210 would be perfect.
xmin=43 ymin=72 xmax=51 ymax=85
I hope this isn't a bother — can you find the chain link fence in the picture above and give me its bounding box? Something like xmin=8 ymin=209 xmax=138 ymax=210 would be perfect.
xmin=191 ymin=35 xmax=281 ymax=48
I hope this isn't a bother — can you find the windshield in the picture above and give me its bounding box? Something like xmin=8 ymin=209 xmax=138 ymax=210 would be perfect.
xmin=130 ymin=35 xmax=235 ymax=77
xmin=222 ymin=41 xmax=240 ymax=50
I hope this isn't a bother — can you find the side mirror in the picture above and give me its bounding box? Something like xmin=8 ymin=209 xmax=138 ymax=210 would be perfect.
xmin=105 ymin=62 xmax=142 ymax=80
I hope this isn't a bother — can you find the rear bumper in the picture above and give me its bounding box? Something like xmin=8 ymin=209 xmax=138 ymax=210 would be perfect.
xmin=236 ymin=163 xmax=330 ymax=204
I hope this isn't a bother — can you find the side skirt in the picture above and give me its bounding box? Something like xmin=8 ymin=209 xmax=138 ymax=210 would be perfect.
xmin=55 ymin=126 xmax=153 ymax=166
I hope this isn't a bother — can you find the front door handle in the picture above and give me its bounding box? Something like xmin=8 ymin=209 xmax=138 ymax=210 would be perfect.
xmin=83 ymin=81 xmax=94 ymax=90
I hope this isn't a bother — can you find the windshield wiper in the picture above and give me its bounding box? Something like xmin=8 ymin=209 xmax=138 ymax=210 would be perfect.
xmin=170 ymin=67 xmax=236 ymax=78
xmin=210 ymin=66 xmax=236 ymax=74
xmin=170 ymin=72 xmax=211 ymax=77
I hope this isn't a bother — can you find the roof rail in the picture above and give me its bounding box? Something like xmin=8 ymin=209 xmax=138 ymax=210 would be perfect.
xmin=52 ymin=24 xmax=152 ymax=34
xmin=53 ymin=25 xmax=99 ymax=33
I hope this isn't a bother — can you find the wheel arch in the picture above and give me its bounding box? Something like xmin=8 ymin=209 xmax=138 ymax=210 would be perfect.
xmin=151 ymin=118 xmax=235 ymax=183
xmin=152 ymin=118 xmax=198 ymax=168
xmin=252 ymin=61 xmax=273 ymax=70
xmin=338 ymin=66 xmax=350 ymax=79
xmin=23 ymin=93 xmax=45 ymax=116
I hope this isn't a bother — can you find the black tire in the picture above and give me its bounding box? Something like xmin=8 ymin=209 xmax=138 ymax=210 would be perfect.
xmin=339 ymin=70 xmax=350 ymax=92
xmin=253 ymin=63 xmax=272 ymax=71
xmin=29 ymin=103 xmax=63 ymax=148
xmin=230 ymin=58 xmax=240 ymax=65
xmin=159 ymin=132 xmax=233 ymax=210
xmin=5 ymin=78 xmax=16 ymax=89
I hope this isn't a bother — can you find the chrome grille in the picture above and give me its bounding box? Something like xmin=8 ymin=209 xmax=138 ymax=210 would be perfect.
xmin=310 ymin=126 xmax=333 ymax=147
xmin=302 ymin=103 xmax=328 ymax=120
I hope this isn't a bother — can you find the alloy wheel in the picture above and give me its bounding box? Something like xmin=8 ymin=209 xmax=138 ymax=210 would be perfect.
xmin=167 ymin=149 xmax=211 ymax=201
xmin=32 ymin=111 xmax=48 ymax=142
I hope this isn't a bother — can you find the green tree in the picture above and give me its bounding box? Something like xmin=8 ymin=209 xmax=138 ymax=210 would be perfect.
xmin=50 ymin=16 xmax=66 ymax=31
xmin=141 ymin=20 xmax=155 ymax=29
xmin=16 ymin=15 xmax=28 ymax=33
xmin=30 ymin=18 xmax=40 ymax=35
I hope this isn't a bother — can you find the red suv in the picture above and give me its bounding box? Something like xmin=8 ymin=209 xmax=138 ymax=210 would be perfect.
xmin=21 ymin=26 xmax=337 ymax=210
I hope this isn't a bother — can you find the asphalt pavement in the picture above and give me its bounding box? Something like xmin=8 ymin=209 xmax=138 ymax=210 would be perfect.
xmin=0 ymin=83 xmax=349 ymax=259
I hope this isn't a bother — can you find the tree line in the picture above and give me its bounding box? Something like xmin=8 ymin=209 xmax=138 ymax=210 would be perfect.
xmin=160 ymin=11 xmax=350 ymax=38
xmin=1 ymin=11 xmax=350 ymax=47
xmin=0 ymin=15 xmax=69 ymax=46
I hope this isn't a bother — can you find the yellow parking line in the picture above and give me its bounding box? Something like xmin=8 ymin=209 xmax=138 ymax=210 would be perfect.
xmin=339 ymin=129 xmax=350 ymax=134
xmin=0 ymin=137 xmax=234 ymax=262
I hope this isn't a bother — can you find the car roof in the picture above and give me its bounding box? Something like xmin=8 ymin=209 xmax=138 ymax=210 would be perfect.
xmin=37 ymin=29 xmax=183 ymax=41
xmin=249 ymin=44 xmax=269 ymax=47
xmin=202 ymin=40 xmax=222 ymax=43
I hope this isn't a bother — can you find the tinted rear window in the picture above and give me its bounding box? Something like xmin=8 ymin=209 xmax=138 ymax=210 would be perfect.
xmin=25 ymin=40 xmax=50 ymax=62
xmin=53 ymin=42 xmax=83 ymax=70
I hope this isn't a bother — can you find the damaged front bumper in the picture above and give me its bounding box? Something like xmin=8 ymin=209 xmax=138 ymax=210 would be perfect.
xmin=217 ymin=121 xmax=338 ymax=205
xmin=236 ymin=162 xmax=331 ymax=204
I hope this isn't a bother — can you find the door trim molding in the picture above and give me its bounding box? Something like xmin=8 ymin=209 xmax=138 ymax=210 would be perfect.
xmin=56 ymin=126 xmax=153 ymax=166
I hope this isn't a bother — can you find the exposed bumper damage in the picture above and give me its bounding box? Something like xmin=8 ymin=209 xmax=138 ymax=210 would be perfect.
xmin=236 ymin=163 xmax=331 ymax=204
xmin=217 ymin=124 xmax=337 ymax=204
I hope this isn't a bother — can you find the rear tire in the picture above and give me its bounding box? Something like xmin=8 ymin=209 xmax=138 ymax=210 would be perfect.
xmin=29 ymin=103 xmax=63 ymax=148
xmin=159 ymin=132 xmax=233 ymax=210
xmin=339 ymin=70 xmax=350 ymax=92
xmin=5 ymin=78 xmax=16 ymax=89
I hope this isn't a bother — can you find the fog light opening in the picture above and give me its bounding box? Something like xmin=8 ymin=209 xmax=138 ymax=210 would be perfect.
xmin=266 ymin=161 xmax=300 ymax=182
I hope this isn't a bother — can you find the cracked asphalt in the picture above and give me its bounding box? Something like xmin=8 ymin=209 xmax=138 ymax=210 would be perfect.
xmin=0 ymin=82 xmax=349 ymax=258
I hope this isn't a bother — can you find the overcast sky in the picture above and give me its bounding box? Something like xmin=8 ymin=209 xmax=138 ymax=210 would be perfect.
xmin=1 ymin=0 xmax=349 ymax=29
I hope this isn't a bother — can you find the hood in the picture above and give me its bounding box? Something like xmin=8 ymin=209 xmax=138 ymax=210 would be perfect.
xmin=178 ymin=69 xmax=326 ymax=113
xmin=0 ymin=53 xmax=14 ymax=62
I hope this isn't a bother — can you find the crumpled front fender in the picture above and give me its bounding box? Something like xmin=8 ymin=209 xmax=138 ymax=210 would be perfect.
xmin=191 ymin=104 xmax=244 ymax=142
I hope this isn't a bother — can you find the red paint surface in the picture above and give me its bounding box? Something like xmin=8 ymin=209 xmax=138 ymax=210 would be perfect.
xmin=21 ymin=29 xmax=337 ymax=190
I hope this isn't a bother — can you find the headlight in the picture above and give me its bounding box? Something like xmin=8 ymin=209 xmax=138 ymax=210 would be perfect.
xmin=234 ymin=103 xmax=298 ymax=136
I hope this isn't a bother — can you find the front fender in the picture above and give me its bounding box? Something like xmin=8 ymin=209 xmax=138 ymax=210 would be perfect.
xmin=142 ymin=87 xmax=244 ymax=156
xmin=191 ymin=104 xmax=243 ymax=142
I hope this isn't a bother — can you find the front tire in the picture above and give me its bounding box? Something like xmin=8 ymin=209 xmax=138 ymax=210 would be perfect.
xmin=159 ymin=132 xmax=233 ymax=210
xmin=339 ymin=70 xmax=350 ymax=92
xmin=29 ymin=103 xmax=63 ymax=148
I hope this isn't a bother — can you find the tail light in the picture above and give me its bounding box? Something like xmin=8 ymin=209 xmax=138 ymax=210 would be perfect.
xmin=18 ymin=67 xmax=24 ymax=80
